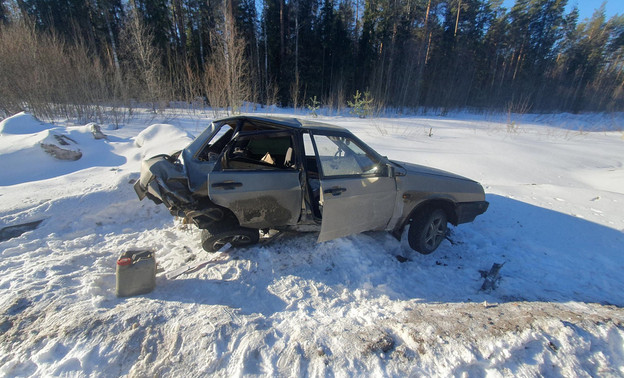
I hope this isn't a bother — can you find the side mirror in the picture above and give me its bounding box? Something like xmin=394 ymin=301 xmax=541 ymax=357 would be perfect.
xmin=387 ymin=164 xmax=395 ymax=177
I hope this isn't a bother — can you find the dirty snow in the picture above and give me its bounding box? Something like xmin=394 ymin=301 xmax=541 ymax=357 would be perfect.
xmin=1 ymin=109 xmax=623 ymax=376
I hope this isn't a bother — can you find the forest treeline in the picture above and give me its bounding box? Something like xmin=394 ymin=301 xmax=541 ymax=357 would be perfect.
xmin=0 ymin=0 xmax=623 ymax=121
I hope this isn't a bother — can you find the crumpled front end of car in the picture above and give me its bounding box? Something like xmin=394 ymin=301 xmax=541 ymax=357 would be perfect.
xmin=134 ymin=152 xmax=194 ymax=216
xmin=134 ymin=152 xmax=228 ymax=229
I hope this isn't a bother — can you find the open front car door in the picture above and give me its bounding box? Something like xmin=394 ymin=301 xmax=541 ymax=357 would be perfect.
xmin=310 ymin=132 xmax=397 ymax=242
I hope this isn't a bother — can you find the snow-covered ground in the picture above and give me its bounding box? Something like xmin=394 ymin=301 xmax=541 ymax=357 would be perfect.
xmin=1 ymin=109 xmax=623 ymax=376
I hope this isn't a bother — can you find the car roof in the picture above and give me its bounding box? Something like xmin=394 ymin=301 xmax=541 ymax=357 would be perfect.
xmin=214 ymin=115 xmax=349 ymax=133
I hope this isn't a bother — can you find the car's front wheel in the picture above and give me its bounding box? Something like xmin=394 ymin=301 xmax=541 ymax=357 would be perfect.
xmin=408 ymin=208 xmax=448 ymax=254
xmin=201 ymin=223 xmax=260 ymax=252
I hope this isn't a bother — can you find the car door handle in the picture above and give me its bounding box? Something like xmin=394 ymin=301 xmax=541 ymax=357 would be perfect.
xmin=323 ymin=186 xmax=347 ymax=196
xmin=212 ymin=181 xmax=243 ymax=190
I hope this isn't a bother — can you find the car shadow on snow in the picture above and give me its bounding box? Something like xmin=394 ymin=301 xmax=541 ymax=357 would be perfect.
xmin=460 ymin=194 xmax=624 ymax=307
xmin=152 ymin=193 xmax=624 ymax=314
xmin=149 ymin=251 xmax=291 ymax=317
xmin=387 ymin=193 xmax=624 ymax=307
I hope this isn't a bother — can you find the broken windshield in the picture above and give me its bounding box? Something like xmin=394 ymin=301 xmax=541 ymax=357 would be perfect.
xmin=196 ymin=123 xmax=235 ymax=161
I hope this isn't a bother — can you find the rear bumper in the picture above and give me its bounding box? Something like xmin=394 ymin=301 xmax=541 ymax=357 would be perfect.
xmin=134 ymin=179 xmax=163 ymax=204
xmin=134 ymin=179 xmax=150 ymax=201
xmin=456 ymin=201 xmax=489 ymax=224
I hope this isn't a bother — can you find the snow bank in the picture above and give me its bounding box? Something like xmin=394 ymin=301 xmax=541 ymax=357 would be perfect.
xmin=134 ymin=123 xmax=194 ymax=159
xmin=0 ymin=115 xmax=125 ymax=186
xmin=0 ymin=112 xmax=51 ymax=135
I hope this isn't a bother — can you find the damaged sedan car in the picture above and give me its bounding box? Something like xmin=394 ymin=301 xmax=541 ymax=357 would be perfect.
xmin=135 ymin=116 xmax=488 ymax=254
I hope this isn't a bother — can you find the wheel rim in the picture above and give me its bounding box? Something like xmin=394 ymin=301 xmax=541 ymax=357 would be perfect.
xmin=424 ymin=214 xmax=446 ymax=249
xmin=212 ymin=234 xmax=252 ymax=250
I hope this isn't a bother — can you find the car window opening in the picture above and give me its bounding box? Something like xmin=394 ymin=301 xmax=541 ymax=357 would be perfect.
xmin=196 ymin=124 xmax=234 ymax=162
xmin=313 ymin=134 xmax=380 ymax=177
xmin=222 ymin=133 xmax=296 ymax=170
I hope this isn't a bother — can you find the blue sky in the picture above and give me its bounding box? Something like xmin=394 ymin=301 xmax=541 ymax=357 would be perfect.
xmin=503 ymin=0 xmax=623 ymax=21
xmin=565 ymin=0 xmax=623 ymax=20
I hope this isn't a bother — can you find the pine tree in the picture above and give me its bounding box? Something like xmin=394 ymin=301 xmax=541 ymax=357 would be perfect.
xmin=0 ymin=0 xmax=9 ymax=24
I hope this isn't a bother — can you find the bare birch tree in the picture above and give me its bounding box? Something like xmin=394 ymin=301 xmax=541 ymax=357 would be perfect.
xmin=120 ymin=4 xmax=167 ymax=112
xmin=204 ymin=2 xmax=250 ymax=114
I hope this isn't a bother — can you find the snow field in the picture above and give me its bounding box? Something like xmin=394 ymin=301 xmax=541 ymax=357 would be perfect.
xmin=1 ymin=110 xmax=623 ymax=376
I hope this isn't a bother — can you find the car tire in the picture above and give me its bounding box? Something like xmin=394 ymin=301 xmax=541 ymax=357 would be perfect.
xmin=201 ymin=221 xmax=260 ymax=252
xmin=408 ymin=208 xmax=448 ymax=254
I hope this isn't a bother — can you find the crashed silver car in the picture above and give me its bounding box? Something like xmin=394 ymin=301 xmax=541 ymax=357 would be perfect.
xmin=135 ymin=116 xmax=488 ymax=254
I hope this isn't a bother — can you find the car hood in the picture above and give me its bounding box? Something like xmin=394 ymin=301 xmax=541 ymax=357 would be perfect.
xmin=391 ymin=160 xmax=476 ymax=182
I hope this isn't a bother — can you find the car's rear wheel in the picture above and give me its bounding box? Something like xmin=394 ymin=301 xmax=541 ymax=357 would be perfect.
xmin=408 ymin=208 xmax=448 ymax=254
xmin=201 ymin=221 xmax=260 ymax=252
